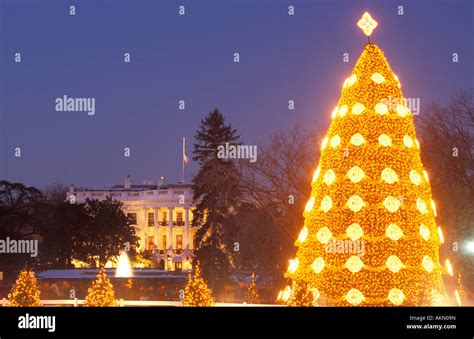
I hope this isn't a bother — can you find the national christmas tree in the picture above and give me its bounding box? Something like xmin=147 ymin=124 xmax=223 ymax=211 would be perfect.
xmin=84 ymin=267 xmax=117 ymax=307
xmin=182 ymin=262 xmax=214 ymax=306
xmin=8 ymin=269 xmax=42 ymax=307
xmin=284 ymin=12 xmax=450 ymax=306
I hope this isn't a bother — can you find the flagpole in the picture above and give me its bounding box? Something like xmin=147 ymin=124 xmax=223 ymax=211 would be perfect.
xmin=182 ymin=137 xmax=185 ymax=183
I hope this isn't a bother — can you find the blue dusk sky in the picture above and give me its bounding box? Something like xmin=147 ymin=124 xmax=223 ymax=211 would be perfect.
xmin=0 ymin=0 xmax=472 ymax=189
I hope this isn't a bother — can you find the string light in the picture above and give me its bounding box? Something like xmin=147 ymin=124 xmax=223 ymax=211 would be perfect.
xmin=454 ymin=290 xmax=461 ymax=306
xmin=431 ymin=200 xmax=437 ymax=216
xmin=350 ymin=133 xmax=365 ymax=146
xmin=403 ymin=135 xmax=414 ymax=148
xmin=416 ymin=198 xmax=428 ymax=214
xmin=305 ymin=197 xmax=315 ymax=213
xmin=297 ymin=227 xmax=308 ymax=243
xmin=339 ymin=105 xmax=348 ymax=117
xmin=331 ymin=107 xmax=338 ymax=119
xmin=396 ymin=104 xmax=409 ymax=117
xmin=330 ymin=135 xmax=341 ymax=148
xmin=410 ymin=170 xmax=422 ymax=186
xmin=311 ymin=257 xmax=325 ymax=273
xmin=321 ymin=136 xmax=329 ymax=150
xmin=323 ymin=169 xmax=336 ymax=185
xmin=346 ymin=256 xmax=364 ymax=273
xmin=287 ymin=258 xmax=299 ymax=274
xmin=316 ymin=227 xmax=332 ymax=244
xmin=419 ymin=224 xmax=431 ymax=241
xmin=375 ymin=103 xmax=388 ymax=115
xmin=438 ymin=226 xmax=445 ymax=244
xmin=383 ymin=196 xmax=401 ymax=213
xmin=386 ymin=224 xmax=403 ymax=241
xmin=346 ymin=289 xmax=364 ymax=305
xmin=347 ymin=195 xmax=365 ymax=212
xmin=371 ymin=72 xmax=385 ymax=84
xmin=381 ymin=168 xmax=398 ymax=184
xmin=386 ymin=255 xmax=404 ymax=272
xmin=445 ymin=259 xmax=453 ymax=276
xmin=346 ymin=223 xmax=364 ymax=241
xmin=388 ymin=288 xmax=405 ymax=305
xmin=422 ymin=256 xmax=434 ymax=272
xmin=378 ymin=134 xmax=392 ymax=146
xmin=352 ymin=103 xmax=365 ymax=115
xmin=312 ymin=167 xmax=321 ymax=183
xmin=320 ymin=196 xmax=333 ymax=212
xmin=347 ymin=166 xmax=365 ymax=183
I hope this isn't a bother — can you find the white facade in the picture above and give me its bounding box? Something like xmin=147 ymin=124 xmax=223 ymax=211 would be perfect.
xmin=67 ymin=176 xmax=196 ymax=271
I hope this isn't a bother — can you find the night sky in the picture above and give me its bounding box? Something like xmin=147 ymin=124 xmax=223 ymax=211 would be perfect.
xmin=0 ymin=0 xmax=472 ymax=189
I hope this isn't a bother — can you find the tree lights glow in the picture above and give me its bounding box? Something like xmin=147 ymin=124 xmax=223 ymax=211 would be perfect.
xmin=285 ymin=13 xmax=447 ymax=306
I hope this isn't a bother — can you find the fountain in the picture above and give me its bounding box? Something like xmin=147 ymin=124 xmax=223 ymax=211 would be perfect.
xmin=115 ymin=251 xmax=133 ymax=278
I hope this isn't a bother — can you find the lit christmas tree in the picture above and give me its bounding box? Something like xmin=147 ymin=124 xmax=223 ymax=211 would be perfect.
xmin=285 ymin=12 xmax=451 ymax=306
xmin=245 ymin=272 xmax=260 ymax=304
xmin=182 ymin=262 xmax=214 ymax=306
xmin=84 ymin=267 xmax=117 ymax=307
xmin=8 ymin=269 xmax=42 ymax=307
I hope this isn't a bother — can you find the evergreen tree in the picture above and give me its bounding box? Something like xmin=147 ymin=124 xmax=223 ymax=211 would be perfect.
xmin=84 ymin=267 xmax=117 ymax=306
xmin=8 ymin=269 xmax=42 ymax=307
xmin=245 ymin=272 xmax=260 ymax=304
xmin=182 ymin=262 xmax=214 ymax=306
xmin=192 ymin=108 xmax=241 ymax=286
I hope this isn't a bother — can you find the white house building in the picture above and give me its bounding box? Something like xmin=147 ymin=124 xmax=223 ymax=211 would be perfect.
xmin=67 ymin=175 xmax=196 ymax=271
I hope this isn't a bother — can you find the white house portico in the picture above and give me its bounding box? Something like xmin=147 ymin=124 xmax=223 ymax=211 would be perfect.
xmin=67 ymin=175 xmax=196 ymax=271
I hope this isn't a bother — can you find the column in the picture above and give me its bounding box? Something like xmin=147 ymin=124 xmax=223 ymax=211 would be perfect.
xmin=168 ymin=207 xmax=173 ymax=252
xmin=153 ymin=208 xmax=158 ymax=254
xmin=184 ymin=207 xmax=189 ymax=251
xmin=142 ymin=208 xmax=148 ymax=251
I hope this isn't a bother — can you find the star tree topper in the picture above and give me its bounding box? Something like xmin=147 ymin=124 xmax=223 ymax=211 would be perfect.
xmin=357 ymin=12 xmax=378 ymax=41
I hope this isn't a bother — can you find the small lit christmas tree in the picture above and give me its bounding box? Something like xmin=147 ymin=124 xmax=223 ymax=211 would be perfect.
xmin=8 ymin=269 xmax=42 ymax=307
xmin=285 ymin=12 xmax=450 ymax=306
xmin=84 ymin=267 xmax=117 ymax=307
xmin=182 ymin=262 xmax=214 ymax=306
xmin=245 ymin=272 xmax=260 ymax=304
xmin=288 ymin=281 xmax=313 ymax=306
